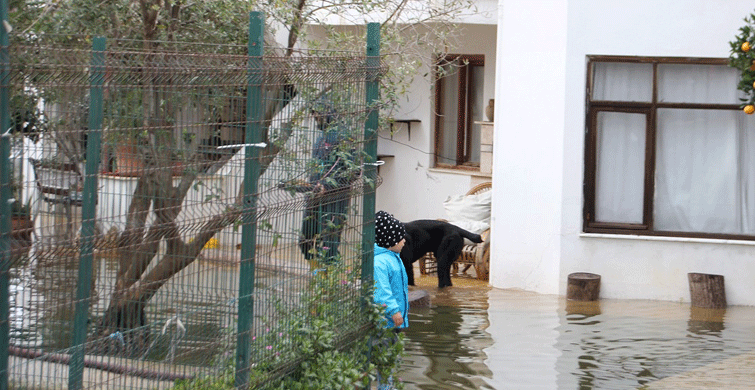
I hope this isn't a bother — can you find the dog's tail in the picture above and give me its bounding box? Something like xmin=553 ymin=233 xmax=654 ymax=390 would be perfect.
xmin=456 ymin=226 xmax=483 ymax=243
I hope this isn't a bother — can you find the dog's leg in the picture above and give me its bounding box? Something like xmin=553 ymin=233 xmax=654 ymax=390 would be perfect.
xmin=435 ymin=235 xmax=463 ymax=288
xmin=404 ymin=258 xmax=416 ymax=286
xmin=400 ymin=246 xmax=416 ymax=286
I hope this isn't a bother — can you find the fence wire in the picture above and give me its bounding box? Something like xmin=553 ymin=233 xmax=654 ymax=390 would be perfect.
xmin=2 ymin=32 xmax=386 ymax=390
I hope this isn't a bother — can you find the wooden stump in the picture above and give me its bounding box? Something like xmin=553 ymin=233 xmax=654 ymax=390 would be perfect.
xmin=688 ymin=273 xmax=726 ymax=309
xmin=567 ymin=272 xmax=601 ymax=301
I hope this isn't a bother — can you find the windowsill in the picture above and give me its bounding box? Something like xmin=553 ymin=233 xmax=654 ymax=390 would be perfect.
xmin=428 ymin=167 xmax=492 ymax=178
xmin=98 ymin=172 xmax=219 ymax=180
xmin=580 ymin=232 xmax=755 ymax=247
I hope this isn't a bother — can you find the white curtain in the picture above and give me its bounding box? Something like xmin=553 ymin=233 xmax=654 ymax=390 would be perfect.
xmin=439 ymin=63 xmax=484 ymax=165
xmin=657 ymin=64 xmax=741 ymax=104
xmin=592 ymin=62 xmax=652 ymax=102
xmin=593 ymin=62 xmax=755 ymax=234
xmin=468 ymin=66 xmax=484 ymax=164
xmin=655 ymin=109 xmax=755 ymax=234
xmin=595 ymin=111 xmax=646 ymax=224
xmin=439 ymin=65 xmax=459 ymax=165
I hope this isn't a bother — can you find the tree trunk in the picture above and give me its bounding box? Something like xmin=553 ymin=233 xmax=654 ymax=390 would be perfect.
xmin=94 ymin=300 xmax=150 ymax=357
xmin=97 ymin=40 xmax=297 ymax=341
xmin=688 ymin=273 xmax=726 ymax=309
xmin=567 ymin=272 xmax=601 ymax=301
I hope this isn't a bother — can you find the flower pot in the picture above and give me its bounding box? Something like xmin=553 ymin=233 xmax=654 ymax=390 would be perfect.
xmin=114 ymin=144 xmax=144 ymax=177
xmin=11 ymin=216 xmax=33 ymax=242
xmin=485 ymin=99 xmax=494 ymax=122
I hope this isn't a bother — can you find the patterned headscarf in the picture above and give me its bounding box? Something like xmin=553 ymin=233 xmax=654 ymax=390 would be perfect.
xmin=375 ymin=210 xmax=406 ymax=248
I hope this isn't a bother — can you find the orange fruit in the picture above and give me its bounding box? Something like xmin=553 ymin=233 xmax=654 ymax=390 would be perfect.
xmin=743 ymin=42 xmax=751 ymax=52
xmin=745 ymin=105 xmax=755 ymax=115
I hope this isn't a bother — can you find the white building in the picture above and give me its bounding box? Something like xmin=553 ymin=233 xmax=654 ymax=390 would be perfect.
xmin=24 ymin=1 xmax=755 ymax=306
xmin=488 ymin=0 xmax=755 ymax=306
xmin=372 ymin=10 xmax=498 ymax=224
xmin=376 ymin=0 xmax=755 ymax=306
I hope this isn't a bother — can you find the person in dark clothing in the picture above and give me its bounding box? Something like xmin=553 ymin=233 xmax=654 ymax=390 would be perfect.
xmin=298 ymin=99 xmax=359 ymax=265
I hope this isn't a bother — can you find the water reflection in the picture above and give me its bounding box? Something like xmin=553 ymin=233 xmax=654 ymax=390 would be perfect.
xmin=401 ymin=287 xmax=495 ymax=390
xmin=484 ymin=288 xmax=561 ymax=389
xmin=410 ymin=285 xmax=755 ymax=390
xmin=687 ymin=306 xmax=725 ymax=334
xmin=554 ymin=300 xmax=755 ymax=390
xmin=8 ymin=255 xmax=86 ymax=350
xmin=11 ymin=262 xmax=755 ymax=389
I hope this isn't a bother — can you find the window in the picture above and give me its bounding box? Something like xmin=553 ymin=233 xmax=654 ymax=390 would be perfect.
xmin=584 ymin=56 xmax=755 ymax=240
xmin=434 ymin=54 xmax=484 ymax=169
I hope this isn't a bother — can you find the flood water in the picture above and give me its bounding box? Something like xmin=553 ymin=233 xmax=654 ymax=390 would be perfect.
xmin=10 ymin=254 xmax=755 ymax=389
xmin=400 ymin=281 xmax=755 ymax=389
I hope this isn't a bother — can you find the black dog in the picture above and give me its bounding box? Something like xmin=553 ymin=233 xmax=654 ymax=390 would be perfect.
xmin=400 ymin=220 xmax=483 ymax=288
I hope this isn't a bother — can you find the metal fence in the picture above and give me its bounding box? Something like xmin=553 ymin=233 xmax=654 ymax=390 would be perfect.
xmin=0 ymin=11 xmax=385 ymax=390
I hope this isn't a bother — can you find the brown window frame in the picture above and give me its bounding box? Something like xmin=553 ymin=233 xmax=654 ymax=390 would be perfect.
xmin=433 ymin=54 xmax=485 ymax=170
xmin=583 ymin=55 xmax=752 ymax=241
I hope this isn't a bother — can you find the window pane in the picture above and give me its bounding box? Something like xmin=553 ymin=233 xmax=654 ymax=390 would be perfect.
xmin=658 ymin=64 xmax=741 ymax=104
xmin=655 ymin=109 xmax=755 ymax=234
xmin=438 ymin=66 xmax=459 ymax=165
xmin=595 ymin=111 xmax=646 ymax=224
xmin=467 ymin=65 xmax=484 ymax=164
xmin=592 ymin=62 xmax=652 ymax=102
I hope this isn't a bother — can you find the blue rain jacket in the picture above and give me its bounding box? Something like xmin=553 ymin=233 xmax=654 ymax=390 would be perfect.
xmin=373 ymin=244 xmax=409 ymax=329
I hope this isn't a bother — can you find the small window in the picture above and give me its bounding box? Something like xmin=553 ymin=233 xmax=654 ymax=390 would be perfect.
xmin=433 ymin=54 xmax=484 ymax=169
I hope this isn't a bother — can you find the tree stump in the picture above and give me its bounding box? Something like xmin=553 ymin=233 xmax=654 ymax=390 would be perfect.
xmin=567 ymin=272 xmax=601 ymax=301
xmin=688 ymin=273 xmax=726 ymax=309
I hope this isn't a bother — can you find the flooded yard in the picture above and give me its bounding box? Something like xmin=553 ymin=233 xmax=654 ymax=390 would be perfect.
xmin=9 ymin=250 xmax=755 ymax=389
xmin=402 ymin=273 xmax=755 ymax=389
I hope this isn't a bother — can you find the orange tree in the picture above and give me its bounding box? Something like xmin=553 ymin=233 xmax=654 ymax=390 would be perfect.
xmin=730 ymin=10 xmax=755 ymax=114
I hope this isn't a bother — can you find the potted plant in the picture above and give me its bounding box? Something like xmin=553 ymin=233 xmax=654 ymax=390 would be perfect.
xmin=11 ymin=200 xmax=32 ymax=235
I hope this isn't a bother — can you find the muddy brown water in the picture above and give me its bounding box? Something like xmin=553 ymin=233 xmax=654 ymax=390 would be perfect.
xmin=402 ymin=274 xmax=755 ymax=389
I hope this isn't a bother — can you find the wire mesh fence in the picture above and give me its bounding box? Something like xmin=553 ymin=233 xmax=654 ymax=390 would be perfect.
xmin=1 ymin=17 xmax=385 ymax=390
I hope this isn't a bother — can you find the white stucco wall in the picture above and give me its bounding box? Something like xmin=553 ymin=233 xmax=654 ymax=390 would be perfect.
xmin=489 ymin=0 xmax=566 ymax=294
xmin=376 ymin=23 xmax=497 ymax=223
xmin=492 ymin=0 xmax=755 ymax=305
xmin=302 ymin=23 xmax=497 ymax=224
xmin=316 ymin=0 xmax=499 ymax=26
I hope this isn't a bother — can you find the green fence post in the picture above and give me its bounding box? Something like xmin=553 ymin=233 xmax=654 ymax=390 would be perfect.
xmin=235 ymin=11 xmax=263 ymax=389
xmin=360 ymin=22 xmax=381 ymax=390
xmin=0 ymin=134 xmax=10 ymax=390
xmin=0 ymin=0 xmax=11 ymax=387
xmin=361 ymin=23 xmax=380 ymax=292
xmin=69 ymin=36 xmax=105 ymax=390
